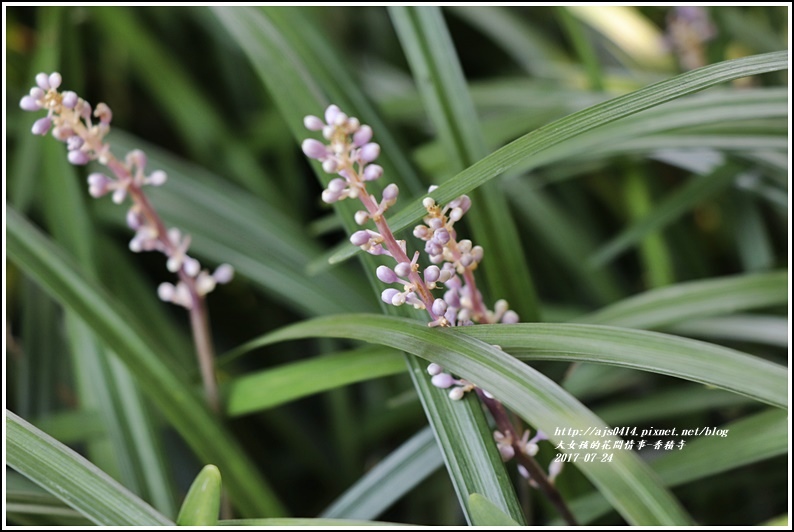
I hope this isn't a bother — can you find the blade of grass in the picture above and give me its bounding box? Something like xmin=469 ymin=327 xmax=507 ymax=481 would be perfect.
xmin=234 ymin=313 xmax=695 ymax=525
xmin=321 ymin=427 xmax=443 ymax=520
xmin=579 ymin=270 xmax=786 ymax=329
xmin=7 ymin=410 xmax=174 ymax=526
xmin=225 ymin=346 xmax=405 ymax=416
xmin=459 ymin=323 xmax=787 ymax=409
xmin=6 ymin=208 xmax=285 ymax=518
xmin=663 ymin=315 xmax=788 ymax=348
xmin=330 ymin=51 xmax=788 ymax=264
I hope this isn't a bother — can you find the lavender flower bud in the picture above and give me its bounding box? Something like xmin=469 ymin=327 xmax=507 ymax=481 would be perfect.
xmin=157 ymin=282 xmax=176 ymax=302
xmin=48 ymin=72 xmax=62 ymax=90
xmin=424 ymin=265 xmax=441 ymax=284
xmin=354 ymin=210 xmax=369 ymax=225
xmin=427 ymin=363 xmax=443 ymax=376
xmin=31 ymin=117 xmax=52 ymax=135
xmin=61 ymin=91 xmax=78 ymax=109
xmin=413 ymin=225 xmax=429 ymax=239
xmin=433 ymin=228 xmax=450 ymax=244
xmin=359 ymin=142 xmax=380 ymax=163
xmin=68 ymin=149 xmax=90 ymax=166
xmin=449 ymin=387 xmax=465 ymax=400
xmin=431 ymin=373 xmax=455 ymax=389
xmin=363 ymin=164 xmax=383 ymax=181
xmin=548 ymin=460 xmax=564 ymax=482
xmin=87 ymin=173 xmax=112 ymax=198
xmin=394 ymin=262 xmax=411 ymax=278
xmin=324 ymin=104 xmax=341 ymax=125
xmin=147 ymin=170 xmax=167 ymax=186
xmin=381 ymin=288 xmax=402 ymax=304
xmin=302 ymin=138 xmax=328 ymax=160
xmin=327 ymin=178 xmax=347 ymax=192
xmin=376 ymin=265 xmax=399 ymax=284
xmin=19 ymin=95 xmax=41 ymax=111
xmin=321 ymin=159 xmax=338 ymax=173
xmin=431 ymin=298 xmax=447 ymax=316
xmin=350 ymin=230 xmax=372 ymax=247
xmin=35 ymin=72 xmax=50 ymax=90
xmin=303 ymin=115 xmax=325 ymax=131
xmin=498 ymin=444 xmax=516 ymax=462
xmin=502 ymin=310 xmax=519 ymax=324
xmin=353 ymin=125 xmax=373 ymax=147
xmin=213 ymin=264 xmax=235 ymax=284
xmin=382 ymin=183 xmax=399 ymax=203
xmin=183 ymin=257 xmax=201 ymax=277
xmin=126 ymin=207 xmax=143 ymax=229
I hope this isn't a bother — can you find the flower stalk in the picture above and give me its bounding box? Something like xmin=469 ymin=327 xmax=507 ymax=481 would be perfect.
xmin=21 ymin=72 xmax=232 ymax=412
xmin=302 ymin=104 xmax=576 ymax=523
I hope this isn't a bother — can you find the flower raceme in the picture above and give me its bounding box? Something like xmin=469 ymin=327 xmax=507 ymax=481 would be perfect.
xmin=301 ymin=104 xmax=518 ymax=397
xmin=20 ymin=72 xmax=233 ymax=309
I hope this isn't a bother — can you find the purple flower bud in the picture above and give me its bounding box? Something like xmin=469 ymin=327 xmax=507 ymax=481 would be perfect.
xmin=425 ymin=241 xmax=442 ymax=257
xmin=353 ymin=124 xmax=373 ymax=147
xmin=19 ymin=95 xmax=41 ymax=111
xmin=382 ymin=183 xmax=399 ymax=202
xmin=428 ymin=218 xmax=443 ymax=230
xmin=362 ymin=164 xmax=383 ymax=181
xmin=332 ymin=111 xmax=348 ymax=127
xmin=431 ymin=373 xmax=455 ymax=389
xmin=414 ymin=225 xmax=429 ymax=239
xmin=350 ymin=230 xmax=372 ymax=247
xmin=427 ymin=363 xmax=443 ymax=376
xmin=448 ymin=387 xmax=465 ymax=400
xmin=354 ymin=210 xmax=369 ymax=225
xmin=126 ymin=208 xmax=143 ymax=229
xmin=35 ymin=72 xmax=50 ymax=90
xmin=183 ymin=257 xmax=201 ymax=277
xmin=431 ymin=298 xmax=447 ymax=316
xmin=68 ymin=149 xmax=90 ymax=165
xmin=381 ymin=288 xmax=402 ymax=304
xmin=157 ymin=282 xmax=176 ymax=302
xmin=303 ymin=115 xmax=325 ymax=131
xmin=48 ymin=72 xmax=62 ymax=90
xmin=471 ymin=246 xmax=484 ymax=263
xmin=67 ymin=136 xmax=84 ymax=151
xmin=87 ymin=173 xmax=112 ymax=198
xmin=444 ymin=290 xmax=460 ymax=308
xmin=498 ymin=444 xmax=516 ymax=462
xmin=31 ymin=117 xmax=52 ymax=136
xmin=112 ymin=187 xmax=127 ymax=205
xmin=501 ymin=310 xmax=519 ymax=324
xmin=29 ymin=87 xmax=44 ymax=100
xmin=322 ymin=158 xmax=338 ymax=173
xmin=424 ymin=265 xmax=441 ymax=283
xmin=359 ymin=142 xmax=380 ymax=163
xmin=61 ymin=91 xmax=78 ymax=109
xmin=324 ymin=104 xmax=341 ymax=125
xmin=80 ymin=102 xmax=92 ymax=120
xmin=449 ymin=207 xmax=463 ymax=222
xmin=376 ymin=265 xmax=399 ymax=284
xmin=213 ymin=264 xmax=235 ymax=284
xmin=321 ymin=189 xmax=341 ymax=204
xmin=459 ymin=254 xmax=473 ymax=268
xmin=302 ymin=138 xmax=328 ymax=160
xmin=394 ymin=262 xmax=411 ymax=278
xmin=327 ymin=178 xmax=347 ymax=192
xmin=433 ymin=228 xmax=450 ymax=244
xmin=147 ymin=170 xmax=167 ymax=186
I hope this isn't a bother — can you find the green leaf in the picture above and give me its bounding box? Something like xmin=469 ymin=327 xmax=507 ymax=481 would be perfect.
xmin=177 ymin=465 xmax=221 ymax=526
xmin=468 ymin=493 xmax=522 ymax=526
xmin=664 ymin=315 xmax=788 ymax=348
xmin=6 ymin=207 xmax=285 ymax=518
xmin=6 ymin=410 xmax=174 ymax=526
xmin=389 ymin=6 xmax=540 ymax=322
xmin=322 ymin=427 xmax=443 ymax=520
xmin=225 ymin=346 xmax=405 ymax=416
xmin=459 ymin=323 xmax=787 ymax=409
xmin=330 ymin=51 xmax=789 ymax=264
xmin=579 ymin=270 xmax=787 ymax=329
xmin=233 ymin=313 xmax=694 ymax=525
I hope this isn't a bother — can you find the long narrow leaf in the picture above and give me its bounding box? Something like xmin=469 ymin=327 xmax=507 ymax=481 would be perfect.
xmin=233 ymin=313 xmax=694 ymax=525
xmin=6 ymin=208 xmax=285 ymax=518
xmin=321 ymin=427 xmax=443 ymax=519
xmin=331 ymin=51 xmax=788 ymax=264
xmin=6 ymin=410 xmax=174 ymax=526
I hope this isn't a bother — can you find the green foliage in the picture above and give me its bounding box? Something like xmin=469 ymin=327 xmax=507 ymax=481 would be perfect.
xmin=6 ymin=5 xmax=788 ymax=526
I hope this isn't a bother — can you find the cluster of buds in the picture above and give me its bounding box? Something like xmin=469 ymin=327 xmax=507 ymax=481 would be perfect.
xmin=302 ymin=104 xmax=567 ymax=505
xmin=20 ymin=72 xmax=233 ymax=309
